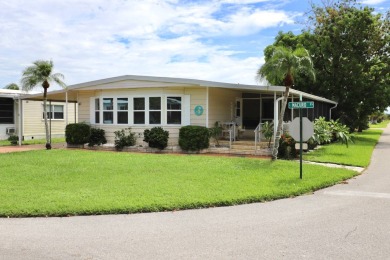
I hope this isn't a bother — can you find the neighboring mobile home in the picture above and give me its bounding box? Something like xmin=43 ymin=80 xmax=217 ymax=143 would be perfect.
xmin=0 ymin=89 xmax=77 ymax=141
xmin=22 ymin=75 xmax=337 ymax=147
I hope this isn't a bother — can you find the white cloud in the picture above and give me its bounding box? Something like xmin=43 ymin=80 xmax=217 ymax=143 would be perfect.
xmin=0 ymin=0 xmax=297 ymax=89
xmin=360 ymin=0 xmax=387 ymax=4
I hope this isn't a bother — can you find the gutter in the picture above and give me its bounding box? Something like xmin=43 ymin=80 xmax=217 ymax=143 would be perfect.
xmin=329 ymin=103 xmax=338 ymax=120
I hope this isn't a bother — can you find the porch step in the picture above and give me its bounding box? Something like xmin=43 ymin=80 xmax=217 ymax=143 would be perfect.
xmin=215 ymin=140 xmax=272 ymax=156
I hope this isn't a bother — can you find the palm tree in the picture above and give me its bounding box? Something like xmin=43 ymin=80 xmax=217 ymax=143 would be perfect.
xmin=21 ymin=60 xmax=66 ymax=150
xmin=257 ymin=46 xmax=315 ymax=160
xmin=4 ymin=83 xmax=19 ymax=90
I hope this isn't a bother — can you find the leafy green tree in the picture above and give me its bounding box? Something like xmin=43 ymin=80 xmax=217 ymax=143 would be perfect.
xmin=21 ymin=60 xmax=66 ymax=149
xmin=310 ymin=0 xmax=390 ymax=131
xmin=4 ymin=83 xmax=19 ymax=90
xmin=257 ymin=46 xmax=315 ymax=160
xmin=262 ymin=1 xmax=390 ymax=132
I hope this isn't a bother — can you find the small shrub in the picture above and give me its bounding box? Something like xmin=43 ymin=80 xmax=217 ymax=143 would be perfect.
xmin=179 ymin=126 xmax=210 ymax=151
xmin=65 ymin=123 xmax=91 ymax=145
xmin=143 ymin=127 xmax=169 ymax=150
xmin=114 ymin=128 xmax=136 ymax=150
xmin=261 ymin=121 xmax=274 ymax=148
xmin=8 ymin=135 xmax=18 ymax=145
xmin=88 ymin=128 xmax=107 ymax=147
xmin=278 ymin=134 xmax=297 ymax=160
xmin=208 ymin=122 xmax=223 ymax=147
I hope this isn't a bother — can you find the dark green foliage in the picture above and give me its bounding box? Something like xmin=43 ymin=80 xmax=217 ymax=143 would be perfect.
xmin=143 ymin=127 xmax=169 ymax=150
xmin=310 ymin=117 xmax=353 ymax=147
xmin=7 ymin=135 xmax=18 ymax=145
xmin=179 ymin=126 xmax=210 ymax=151
xmin=65 ymin=123 xmax=91 ymax=145
xmin=88 ymin=128 xmax=107 ymax=147
xmin=263 ymin=1 xmax=390 ymax=131
xmin=114 ymin=128 xmax=136 ymax=150
xmin=278 ymin=133 xmax=296 ymax=160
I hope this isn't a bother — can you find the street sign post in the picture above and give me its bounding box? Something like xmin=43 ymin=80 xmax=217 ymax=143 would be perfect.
xmin=288 ymin=101 xmax=314 ymax=109
xmin=288 ymin=97 xmax=314 ymax=179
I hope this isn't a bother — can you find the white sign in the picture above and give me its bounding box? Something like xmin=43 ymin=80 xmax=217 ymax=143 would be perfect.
xmin=289 ymin=117 xmax=314 ymax=142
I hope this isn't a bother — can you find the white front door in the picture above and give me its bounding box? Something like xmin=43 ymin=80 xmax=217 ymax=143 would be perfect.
xmin=234 ymin=98 xmax=243 ymax=126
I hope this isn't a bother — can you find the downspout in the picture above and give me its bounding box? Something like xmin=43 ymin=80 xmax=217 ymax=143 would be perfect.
xmin=329 ymin=103 xmax=338 ymax=120
xmin=206 ymin=87 xmax=209 ymax=128
xmin=65 ymin=90 xmax=68 ymax=125
xmin=273 ymin=96 xmax=284 ymax=145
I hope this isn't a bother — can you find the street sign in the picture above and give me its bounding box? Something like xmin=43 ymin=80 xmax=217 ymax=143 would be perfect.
xmin=289 ymin=117 xmax=314 ymax=142
xmin=288 ymin=101 xmax=314 ymax=109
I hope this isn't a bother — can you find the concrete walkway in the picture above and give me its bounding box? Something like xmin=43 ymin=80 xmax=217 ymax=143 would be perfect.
xmin=1 ymin=127 xmax=390 ymax=259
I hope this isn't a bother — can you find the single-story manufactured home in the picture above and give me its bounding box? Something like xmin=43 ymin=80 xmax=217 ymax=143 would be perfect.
xmin=21 ymin=75 xmax=337 ymax=150
xmin=0 ymin=89 xmax=77 ymax=141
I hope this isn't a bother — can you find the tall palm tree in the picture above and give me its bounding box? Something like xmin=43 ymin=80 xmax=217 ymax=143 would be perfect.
xmin=21 ymin=60 xmax=66 ymax=150
xmin=257 ymin=46 xmax=315 ymax=160
xmin=4 ymin=83 xmax=20 ymax=90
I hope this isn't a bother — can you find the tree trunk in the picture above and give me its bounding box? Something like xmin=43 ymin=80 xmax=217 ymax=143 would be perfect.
xmin=43 ymin=85 xmax=51 ymax=150
xmin=271 ymin=86 xmax=290 ymax=160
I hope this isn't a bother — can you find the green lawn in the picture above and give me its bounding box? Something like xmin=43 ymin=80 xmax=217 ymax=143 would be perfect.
xmin=0 ymin=137 xmax=65 ymax=146
xmin=303 ymin=129 xmax=382 ymax=167
xmin=0 ymin=149 xmax=358 ymax=217
xmin=369 ymin=120 xmax=389 ymax=129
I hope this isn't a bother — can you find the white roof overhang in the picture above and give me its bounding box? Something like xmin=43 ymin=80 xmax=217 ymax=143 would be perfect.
xmin=20 ymin=75 xmax=337 ymax=105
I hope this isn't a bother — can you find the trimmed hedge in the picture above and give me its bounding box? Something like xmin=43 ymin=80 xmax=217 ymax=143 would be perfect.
xmin=65 ymin=123 xmax=91 ymax=145
xmin=144 ymin=127 xmax=169 ymax=150
xmin=88 ymin=128 xmax=107 ymax=147
xmin=179 ymin=126 xmax=210 ymax=151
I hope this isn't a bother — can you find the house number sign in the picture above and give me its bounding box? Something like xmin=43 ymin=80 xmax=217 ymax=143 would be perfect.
xmin=194 ymin=105 xmax=204 ymax=116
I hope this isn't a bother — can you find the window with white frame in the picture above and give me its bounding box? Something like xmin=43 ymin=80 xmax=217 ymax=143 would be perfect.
xmin=103 ymin=98 xmax=113 ymax=124
xmin=93 ymin=95 xmax=186 ymax=125
xmin=167 ymin=96 xmax=181 ymax=124
xmin=43 ymin=104 xmax=64 ymax=119
xmin=133 ymin=97 xmax=145 ymax=124
xmin=117 ymin=98 xmax=128 ymax=124
xmin=95 ymin=98 xmax=100 ymax=124
xmin=0 ymin=98 xmax=14 ymax=124
xmin=149 ymin=97 xmax=161 ymax=124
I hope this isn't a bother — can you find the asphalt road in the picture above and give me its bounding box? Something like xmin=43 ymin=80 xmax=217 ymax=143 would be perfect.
xmin=1 ymin=127 xmax=390 ymax=259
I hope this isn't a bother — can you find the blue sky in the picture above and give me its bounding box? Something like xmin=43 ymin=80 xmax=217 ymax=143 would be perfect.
xmin=0 ymin=0 xmax=388 ymax=90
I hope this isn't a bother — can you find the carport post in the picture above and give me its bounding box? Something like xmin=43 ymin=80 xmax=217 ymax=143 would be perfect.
xmin=18 ymin=97 xmax=22 ymax=146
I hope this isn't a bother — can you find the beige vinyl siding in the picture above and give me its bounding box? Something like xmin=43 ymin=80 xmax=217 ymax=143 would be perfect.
xmin=208 ymin=87 xmax=241 ymax=126
xmin=185 ymin=88 xmax=206 ymax=126
xmin=78 ymin=91 xmax=96 ymax=123
xmin=22 ymin=100 xmax=77 ymax=139
xmin=77 ymin=87 xmax=206 ymax=145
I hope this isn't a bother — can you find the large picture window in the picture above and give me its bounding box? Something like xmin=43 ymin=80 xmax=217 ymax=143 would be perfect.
xmin=149 ymin=97 xmax=161 ymax=124
xmin=103 ymin=98 xmax=113 ymax=124
xmin=0 ymin=98 xmax=14 ymax=124
xmin=117 ymin=98 xmax=128 ymax=124
xmin=43 ymin=104 xmax=64 ymax=120
xmin=93 ymin=95 xmax=185 ymax=126
xmin=167 ymin=96 xmax=181 ymax=124
xmin=133 ymin=97 xmax=145 ymax=124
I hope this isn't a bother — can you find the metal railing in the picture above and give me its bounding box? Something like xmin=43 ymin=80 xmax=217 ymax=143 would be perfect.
xmin=254 ymin=122 xmax=263 ymax=154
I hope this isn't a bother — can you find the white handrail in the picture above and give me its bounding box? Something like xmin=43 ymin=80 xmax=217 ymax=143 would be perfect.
xmin=254 ymin=122 xmax=263 ymax=154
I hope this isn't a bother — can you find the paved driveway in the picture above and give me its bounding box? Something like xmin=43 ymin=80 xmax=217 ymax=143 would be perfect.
xmin=1 ymin=128 xmax=390 ymax=259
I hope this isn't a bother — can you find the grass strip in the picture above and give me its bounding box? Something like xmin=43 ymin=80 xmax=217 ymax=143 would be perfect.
xmin=369 ymin=120 xmax=389 ymax=129
xmin=303 ymin=129 xmax=382 ymax=167
xmin=0 ymin=149 xmax=358 ymax=217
